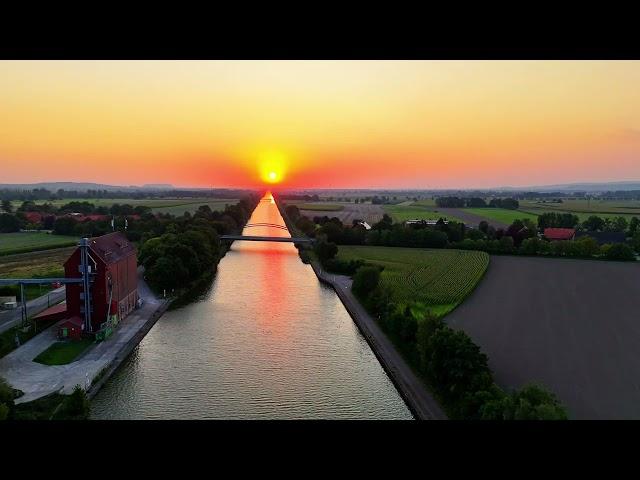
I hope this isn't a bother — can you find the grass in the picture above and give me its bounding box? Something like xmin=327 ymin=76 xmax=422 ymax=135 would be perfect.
xmin=464 ymin=207 xmax=539 ymax=225
xmin=33 ymin=338 xmax=94 ymax=365
xmin=382 ymin=204 xmax=463 ymax=223
xmin=410 ymin=199 xmax=437 ymax=207
xmin=518 ymin=200 xmax=640 ymax=221
xmin=0 ymin=318 xmax=59 ymax=358
xmin=0 ymin=232 xmax=78 ymax=256
xmin=336 ymin=246 xmax=489 ymax=317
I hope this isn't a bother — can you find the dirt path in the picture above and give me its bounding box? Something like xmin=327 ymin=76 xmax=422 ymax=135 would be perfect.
xmin=446 ymin=255 xmax=640 ymax=419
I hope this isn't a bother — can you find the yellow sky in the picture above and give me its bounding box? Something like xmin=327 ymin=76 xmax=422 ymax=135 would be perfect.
xmin=1 ymin=60 xmax=639 ymax=188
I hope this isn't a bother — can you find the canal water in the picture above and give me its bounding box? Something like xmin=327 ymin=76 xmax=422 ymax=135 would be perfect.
xmin=91 ymin=192 xmax=411 ymax=419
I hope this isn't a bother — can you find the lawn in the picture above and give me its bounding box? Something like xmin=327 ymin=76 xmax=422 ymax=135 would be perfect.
xmin=410 ymin=199 xmax=436 ymax=207
xmin=33 ymin=338 xmax=94 ymax=365
xmin=464 ymin=208 xmax=539 ymax=225
xmin=336 ymin=246 xmax=489 ymax=317
xmin=382 ymin=204 xmax=463 ymax=223
xmin=0 ymin=232 xmax=78 ymax=256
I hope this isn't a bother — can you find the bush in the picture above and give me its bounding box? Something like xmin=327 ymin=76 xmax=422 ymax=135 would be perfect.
xmin=604 ymin=243 xmax=635 ymax=261
xmin=480 ymin=384 xmax=568 ymax=420
xmin=323 ymin=258 xmax=366 ymax=275
xmin=352 ymin=265 xmax=381 ymax=298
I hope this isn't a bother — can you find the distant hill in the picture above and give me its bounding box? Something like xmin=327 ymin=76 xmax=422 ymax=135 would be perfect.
xmin=0 ymin=182 xmax=175 ymax=192
xmin=497 ymin=181 xmax=640 ymax=192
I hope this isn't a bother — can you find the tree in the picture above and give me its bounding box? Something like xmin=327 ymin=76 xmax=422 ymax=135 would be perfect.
xmin=314 ymin=237 xmax=338 ymax=264
xmin=582 ymin=215 xmax=605 ymax=231
xmin=1 ymin=199 xmax=12 ymax=214
xmin=480 ymin=384 xmax=567 ymax=420
xmin=604 ymin=243 xmax=635 ymax=261
xmin=478 ymin=221 xmax=489 ymax=234
xmin=372 ymin=214 xmax=393 ymax=231
xmin=0 ymin=377 xmax=14 ymax=420
xmin=352 ymin=265 xmax=381 ymax=298
xmin=0 ymin=213 xmax=20 ymax=233
xmin=628 ymin=217 xmax=640 ymax=237
xmin=53 ymin=216 xmax=77 ymax=236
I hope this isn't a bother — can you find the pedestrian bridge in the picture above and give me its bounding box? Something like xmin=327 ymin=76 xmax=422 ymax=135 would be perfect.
xmin=219 ymin=223 xmax=315 ymax=243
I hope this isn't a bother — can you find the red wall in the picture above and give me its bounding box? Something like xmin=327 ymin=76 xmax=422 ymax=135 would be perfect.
xmin=64 ymin=247 xmax=138 ymax=332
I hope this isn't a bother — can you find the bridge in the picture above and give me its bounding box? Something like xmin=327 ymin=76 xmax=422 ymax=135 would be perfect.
xmin=219 ymin=223 xmax=315 ymax=243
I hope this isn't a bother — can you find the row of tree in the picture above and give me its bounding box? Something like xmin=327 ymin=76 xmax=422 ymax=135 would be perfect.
xmin=435 ymin=196 xmax=520 ymax=209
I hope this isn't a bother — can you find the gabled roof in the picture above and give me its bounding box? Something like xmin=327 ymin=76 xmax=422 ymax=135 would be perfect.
xmin=89 ymin=232 xmax=136 ymax=265
xmin=543 ymin=228 xmax=575 ymax=240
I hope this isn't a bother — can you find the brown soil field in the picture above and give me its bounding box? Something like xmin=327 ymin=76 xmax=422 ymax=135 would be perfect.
xmin=297 ymin=203 xmax=385 ymax=225
xmin=446 ymin=255 xmax=640 ymax=419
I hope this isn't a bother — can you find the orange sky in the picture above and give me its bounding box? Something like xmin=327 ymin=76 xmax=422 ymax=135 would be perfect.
xmin=1 ymin=60 xmax=639 ymax=189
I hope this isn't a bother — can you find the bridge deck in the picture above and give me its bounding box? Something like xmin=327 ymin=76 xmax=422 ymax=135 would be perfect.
xmin=220 ymin=235 xmax=314 ymax=243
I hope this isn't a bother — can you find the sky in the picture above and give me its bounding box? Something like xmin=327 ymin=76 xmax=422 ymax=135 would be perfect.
xmin=0 ymin=60 xmax=639 ymax=189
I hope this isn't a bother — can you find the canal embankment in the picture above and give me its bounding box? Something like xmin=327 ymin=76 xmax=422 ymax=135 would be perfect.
xmin=309 ymin=259 xmax=447 ymax=420
xmin=274 ymin=195 xmax=445 ymax=420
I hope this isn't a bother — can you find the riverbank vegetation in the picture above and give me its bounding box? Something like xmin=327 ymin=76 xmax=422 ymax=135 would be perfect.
xmin=0 ymin=378 xmax=90 ymax=420
xmin=137 ymin=194 xmax=261 ymax=304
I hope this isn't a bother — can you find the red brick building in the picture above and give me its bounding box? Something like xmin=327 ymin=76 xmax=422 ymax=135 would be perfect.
xmin=64 ymin=232 xmax=138 ymax=333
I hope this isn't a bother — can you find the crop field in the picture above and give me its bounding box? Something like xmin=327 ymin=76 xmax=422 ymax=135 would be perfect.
xmin=410 ymin=199 xmax=436 ymax=207
xmin=0 ymin=232 xmax=78 ymax=256
xmin=382 ymin=205 xmax=462 ymax=224
xmin=464 ymin=207 xmax=539 ymax=225
xmin=290 ymin=202 xmax=345 ymax=212
xmin=151 ymin=199 xmax=237 ymax=215
xmin=336 ymin=246 xmax=489 ymax=317
xmin=0 ymin=247 xmax=72 ymax=278
xmin=519 ymin=199 xmax=640 ymax=221
xmin=293 ymin=202 xmax=386 ymax=225
xmin=447 ymin=255 xmax=640 ymax=419
xmin=9 ymin=197 xmax=238 ymax=216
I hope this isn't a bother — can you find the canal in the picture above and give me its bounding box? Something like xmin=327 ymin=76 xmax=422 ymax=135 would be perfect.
xmin=91 ymin=192 xmax=412 ymax=419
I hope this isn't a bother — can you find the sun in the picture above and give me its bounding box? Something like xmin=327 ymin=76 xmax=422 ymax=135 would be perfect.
xmin=258 ymin=150 xmax=287 ymax=184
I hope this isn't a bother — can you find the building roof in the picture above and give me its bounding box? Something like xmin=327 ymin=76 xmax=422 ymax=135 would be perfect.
xmin=89 ymin=232 xmax=136 ymax=265
xmin=575 ymin=231 xmax=627 ymax=245
xmin=543 ymin=228 xmax=576 ymax=240
xmin=33 ymin=303 xmax=67 ymax=321
xmin=60 ymin=316 xmax=84 ymax=328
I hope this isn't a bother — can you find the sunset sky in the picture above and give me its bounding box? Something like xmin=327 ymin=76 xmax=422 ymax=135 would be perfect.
xmin=1 ymin=60 xmax=639 ymax=189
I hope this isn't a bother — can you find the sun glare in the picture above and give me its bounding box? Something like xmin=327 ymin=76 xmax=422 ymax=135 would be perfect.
xmin=259 ymin=150 xmax=287 ymax=184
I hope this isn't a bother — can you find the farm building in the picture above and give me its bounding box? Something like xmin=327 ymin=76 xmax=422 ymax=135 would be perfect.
xmin=64 ymin=232 xmax=138 ymax=334
xmin=575 ymin=231 xmax=627 ymax=245
xmin=543 ymin=228 xmax=576 ymax=241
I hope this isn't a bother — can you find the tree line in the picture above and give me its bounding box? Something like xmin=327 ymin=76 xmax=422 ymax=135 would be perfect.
xmin=435 ymin=196 xmax=520 ymax=209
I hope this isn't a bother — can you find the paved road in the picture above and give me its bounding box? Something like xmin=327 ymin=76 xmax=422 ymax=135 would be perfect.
xmin=446 ymin=255 xmax=640 ymax=419
xmin=312 ymin=262 xmax=446 ymax=420
xmin=0 ymin=270 xmax=165 ymax=404
xmin=0 ymin=287 xmax=66 ymax=334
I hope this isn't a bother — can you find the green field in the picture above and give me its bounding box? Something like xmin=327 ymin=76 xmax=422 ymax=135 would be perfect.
xmin=151 ymin=199 xmax=237 ymax=215
xmin=336 ymin=246 xmax=489 ymax=317
xmin=382 ymin=205 xmax=462 ymax=223
xmin=464 ymin=208 xmax=539 ymax=225
xmin=33 ymin=339 xmax=94 ymax=365
xmin=410 ymin=199 xmax=436 ymax=207
xmin=10 ymin=197 xmax=238 ymax=216
xmin=0 ymin=232 xmax=78 ymax=256
xmin=519 ymin=199 xmax=640 ymax=221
